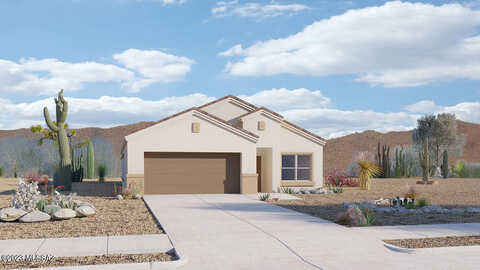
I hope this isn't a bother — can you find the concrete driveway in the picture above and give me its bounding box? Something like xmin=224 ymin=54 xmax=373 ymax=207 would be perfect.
xmin=144 ymin=194 xmax=480 ymax=270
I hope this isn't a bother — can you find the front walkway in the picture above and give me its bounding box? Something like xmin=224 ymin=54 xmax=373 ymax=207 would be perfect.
xmin=144 ymin=194 xmax=480 ymax=270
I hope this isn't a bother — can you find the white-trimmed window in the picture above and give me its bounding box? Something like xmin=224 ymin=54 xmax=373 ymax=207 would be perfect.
xmin=281 ymin=154 xmax=312 ymax=181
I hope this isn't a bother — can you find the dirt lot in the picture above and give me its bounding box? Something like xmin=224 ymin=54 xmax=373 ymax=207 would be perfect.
xmin=0 ymin=178 xmax=163 ymax=240
xmin=274 ymin=177 xmax=480 ymax=226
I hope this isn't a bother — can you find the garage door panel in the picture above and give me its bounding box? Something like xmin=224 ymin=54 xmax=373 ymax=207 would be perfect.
xmin=144 ymin=153 xmax=240 ymax=194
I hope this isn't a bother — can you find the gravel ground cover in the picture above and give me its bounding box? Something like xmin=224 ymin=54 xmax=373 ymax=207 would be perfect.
xmin=384 ymin=236 xmax=480 ymax=249
xmin=273 ymin=178 xmax=480 ymax=226
xmin=0 ymin=178 xmax=163 ymax=240
xmin=1 ymin=252 xmax=173 ymax=269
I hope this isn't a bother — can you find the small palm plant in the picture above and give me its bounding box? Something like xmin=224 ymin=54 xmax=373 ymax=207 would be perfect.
xmin=356 ymin=152 xmax=381 ymax=190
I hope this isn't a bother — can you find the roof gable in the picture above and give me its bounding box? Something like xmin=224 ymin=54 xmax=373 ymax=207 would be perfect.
xmin=125 ymin=107 xmax=258 ymax=143
xmin=199 ymin=95 xmax=257 ymax=121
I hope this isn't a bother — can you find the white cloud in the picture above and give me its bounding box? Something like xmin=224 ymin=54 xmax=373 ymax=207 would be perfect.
xmin=404 ymin=100 xmax=441 ymax=113
xmin=160 ymin=0 xmax=186 ymax=6
xmin=220 ymin=1 xmax=480 ymax=87
xmin=0 ymin=94 xmax=214 ymax=130
xmin=1 ymin=88 xmax=479 ymax=140
xmin=0 ymin=49 xmax=194 ymax=95
xmin=239 ymin=88 xmax=331 ymax=111
xmin=113 ymin=49 xmax=195 ymax=92
xmin=212 ymin=1 xmax=309 ymax=19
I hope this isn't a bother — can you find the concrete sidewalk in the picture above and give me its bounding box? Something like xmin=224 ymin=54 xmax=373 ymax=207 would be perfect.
xmin=0 ymin=234 xmax=172 ymax=257
xmin=351 ymin=222 xmax=480 ymax=240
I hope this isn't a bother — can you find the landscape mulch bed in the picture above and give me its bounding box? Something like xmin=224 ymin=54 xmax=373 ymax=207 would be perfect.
xmin=273 ymin=178 xmax=480 ymax=226
xmin=384 ymin=236 xmax=480 ymax=249
xmin=1 ymin=252 xmax=174 ymax=269
xmin=0 ymin=195 xmax=163 ymax=240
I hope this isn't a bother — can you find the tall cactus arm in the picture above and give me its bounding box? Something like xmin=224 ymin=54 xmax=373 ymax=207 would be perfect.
xmin=43 ymin=107 xmax=59 ymax=132
xmin=58 ymin=90 xmax=68 ymax=123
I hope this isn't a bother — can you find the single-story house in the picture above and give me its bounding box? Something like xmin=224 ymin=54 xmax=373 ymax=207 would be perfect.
xmin=121 ymin=95 xmax=326 ymax=194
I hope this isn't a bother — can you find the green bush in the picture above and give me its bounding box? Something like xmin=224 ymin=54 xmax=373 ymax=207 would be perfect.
xmin=0 ymin=167 xmax=2 ymax=177
xmin=417 ymin=198 xmax=429 ymax=208
xmin=98 ymin=164 xmax=107 ymax=183
xmin=360 ymin=207 xmax=375 ymax=226
xmin=452 ymin=161 xmax=480 ymax=178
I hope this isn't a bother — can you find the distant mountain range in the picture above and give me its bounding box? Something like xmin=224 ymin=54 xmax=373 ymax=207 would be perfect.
xmin=0 ymin=120 xmax=478 ymax=177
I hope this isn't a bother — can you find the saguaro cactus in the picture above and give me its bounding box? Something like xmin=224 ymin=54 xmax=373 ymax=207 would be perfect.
xmin=377 ymin=143 xmax=391 ymax=178
xmin=87 ymin=140 xmax=95 ymax=179
xmin=43 ymin=90 xmax=72 ymax=189
xmin=419 ymin=138 xmax=431 ymax=182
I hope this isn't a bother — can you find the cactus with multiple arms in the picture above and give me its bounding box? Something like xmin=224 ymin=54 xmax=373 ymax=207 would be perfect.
xmin=43 ymin=90 xmax=72 ymax=189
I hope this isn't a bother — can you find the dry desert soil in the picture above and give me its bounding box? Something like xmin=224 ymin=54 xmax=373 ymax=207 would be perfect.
xmin=274 ymin=177 xmax=480 ymax=226
xmin=0 ymin=178 xmax=163 ymax=240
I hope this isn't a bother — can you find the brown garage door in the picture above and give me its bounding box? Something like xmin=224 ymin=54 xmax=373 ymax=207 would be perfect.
xmin=144 ymin=152 xmax=241 ymax=194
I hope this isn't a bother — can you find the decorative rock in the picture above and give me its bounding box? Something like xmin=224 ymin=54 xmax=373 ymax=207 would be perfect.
xmin=0 ymin=207 xmax=27 ymax=221
xmin=19 ymin=210 xmax=51 ymax=223
xmin=44 ymin=205 xmax=61 ymax=216
xmin=116 ymin=195 xmax=123 ymax=200
xmin=74 ymin=201 xmax=96 ymax=210
xmin=53 ymin=208 xmax=77 ymax=220
xmin=345 ymin=205 xmax=367 ymax=226
xmin=133 ymin=194 xmax=142 ymax=200
xmin=76 ymin=206 xmax=96 ymax=217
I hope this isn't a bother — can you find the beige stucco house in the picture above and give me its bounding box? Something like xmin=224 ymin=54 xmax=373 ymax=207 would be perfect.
xmin=121 ymin=95 xmax=326 ymax=194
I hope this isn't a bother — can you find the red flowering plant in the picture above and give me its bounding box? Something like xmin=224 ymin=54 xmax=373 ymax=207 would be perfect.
xmin=327 ymin=169 xmax=359 ymax=187
xmin=24 ymin=171 xmax=49 ymax=186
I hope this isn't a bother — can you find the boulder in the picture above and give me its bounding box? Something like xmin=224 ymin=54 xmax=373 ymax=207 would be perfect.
xmin=0 ymin=207 xmax=27 ymax=222
xmin=76 ymin=206 xmax=96 ymax=217
xmin=53 ymin=209 xmax=77 ymax=220
xmin=343 ymin=205 xmax=367 ymax=226
xmin=74 ymin=201 xmax=96 ymax=210
xmin=133 ymin=194 xmax=142 ymax=200
xmin=19 ymin=210 xmax=50 ymax=223
xmin=116 ymin=195 xmax=123 ymax=200
xmin=44 ymin=205 xmax=61 ymax=216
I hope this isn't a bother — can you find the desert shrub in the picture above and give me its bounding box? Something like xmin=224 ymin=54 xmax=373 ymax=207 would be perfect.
xmin=417 ymin=198 xmax=429 ymax=208
xmin=36 ymin=197 xmax=53 ymax=212
xmin=24 ymin=170 xmax=49 ymax=186
xmin=327 ymin=169 xmax=359 ymax=188
xmin=278 ymin=187 xmax=296 ymax=194
xmin=0 ymin=167 xmax=2 ymax=177
xmin=405 ymin=187 xmax=418 ymax=200
xmin=453 ymin=160 xmax=468 ymax=177
xmin=330 ymin=186 xmax=344 ymax=194
xmin=53 ymin=191 xmax=76 ymax=209
xmin=11 ymin=179 xmax=42 ymax=212
xmin=453 ymin=161 xmax=480 ymax=178
xmin=258 ymin=193 xmax=271 ymax=201
xmin=360 ymin=207 xmax=375 ymax=226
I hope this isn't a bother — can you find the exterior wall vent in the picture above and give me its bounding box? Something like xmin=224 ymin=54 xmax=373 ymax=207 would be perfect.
xmin=192 ymin=122 xmax=200 ymax=133
xmin=258 ymin=121 xmax=265 ymax=131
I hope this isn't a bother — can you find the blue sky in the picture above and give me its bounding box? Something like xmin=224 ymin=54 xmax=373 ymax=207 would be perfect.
xmin=0 ymin=0 xmax=479 ymax=138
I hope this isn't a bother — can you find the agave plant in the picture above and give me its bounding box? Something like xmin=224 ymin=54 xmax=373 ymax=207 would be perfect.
xmin=356 ymin=151 xmax=381 ymax=190
xmin=258 ymin=193 xmax=271 ymax=201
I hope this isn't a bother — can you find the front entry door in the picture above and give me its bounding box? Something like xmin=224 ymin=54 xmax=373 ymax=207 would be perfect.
xmin=256 ymin=156 xmax=262 ymax=192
